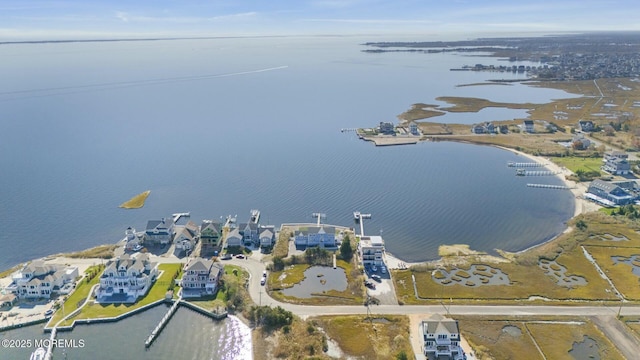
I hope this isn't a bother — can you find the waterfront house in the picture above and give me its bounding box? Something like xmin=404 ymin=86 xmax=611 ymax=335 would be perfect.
xmin=602 ymin=151 xmax=631 ymax=175
xmin=124 ymin=227 xmax=141 ymax=251
xmin=96 ymin=253 xmax=158 ymax=303
xmin=421 ymin=314 xmax=466 ymax=360
xmin=225 ymin=228 xmax=243 ymax=248
xmin=578 ymin=120 xmax=595 ymax=132
xmin=200 ymin=220 xmax=222 ymax=252
xmin=471 ymin=122 xmax=496 ymax=134
xmin=259 ymin=226 xmax=276 ymax=248
xmin=294 ymin=225 xmax=337 ymax=248
xmin=409 ymin=121 xmax=420 ymax=135
xmin=587 ymin=179 xmax=635 ymax=206
xmin=144 ymin=218 xmax=175 ymax=245
xmin=358 ymin=236 xmax=385 ymax=267
xmin=523 ymin=120 xmax=535 ymax=133
xmin=571 ymin=134 xmax=591 ymax=150
xmin=239 ymin=222 xmax=259 ymax=246
xmin=378 ymin=122 xmax=395 ymax=135
xmin=8 ymin=260 xmax=76 ymax=299
xmin=174 ymin=221 xmax=199 ymax=253
xmin=181 ymin=258 xmax=224 ymax=298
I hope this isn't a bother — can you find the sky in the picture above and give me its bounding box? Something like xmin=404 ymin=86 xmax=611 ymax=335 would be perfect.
xmin=1 ymin=0 xmax=640 ymax=40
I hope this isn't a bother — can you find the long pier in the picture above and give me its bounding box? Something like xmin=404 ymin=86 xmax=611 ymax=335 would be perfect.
xmin=517 ymin=170 xmax=560 ymax=176
xmin=507 ymin=161 xmax=544 ymax=168
xmin=43 ymin=327 xmax=56 ymax=360
xmin=527 ymin=183 xmax=572 ymax=190
xmin=145 ymin=298 xmax=181 ymax=348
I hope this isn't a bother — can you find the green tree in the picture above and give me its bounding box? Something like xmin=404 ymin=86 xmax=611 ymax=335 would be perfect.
xmin=339 ymin=234 xmax=353 ymax=261
xmin=396 ymin=350 xmax=409 ymax=360
xmin=576 ymin=219 xmax=587 ymax=231
xmin=272 ymin=256 xmax=285 ymax=271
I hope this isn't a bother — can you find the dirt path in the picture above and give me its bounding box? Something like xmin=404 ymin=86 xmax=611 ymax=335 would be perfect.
xmin=591 ymin=315 xmax=640 ymax=359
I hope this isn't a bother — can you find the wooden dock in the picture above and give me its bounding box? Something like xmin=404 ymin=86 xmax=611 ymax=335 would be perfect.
xmin=527 ymin=183 xmax=572 ymax=190
xmin=145 ymin=298 xmax=181 ymax=348
xmin=508 ymin=161 xmax=544 ymax=168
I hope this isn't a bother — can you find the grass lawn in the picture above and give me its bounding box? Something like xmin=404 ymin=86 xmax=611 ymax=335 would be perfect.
xmin=50 ymin=267 xmax=103 ymax=325
xmin=527 ymin=321 xmax=624 ymax=360
xmin=315 ymin=315 xmax=413 ymax=360
xmin=58 ymin=263 xmax=181 ymax=326
xmin=549 ymin=156 xmax=603 ymax=174
xmin=586 ymin=245 xmax=640 ymax=300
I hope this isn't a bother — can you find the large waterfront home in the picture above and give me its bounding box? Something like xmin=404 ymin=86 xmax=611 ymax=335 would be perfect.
xmin=358 ymin=236 xmax=385 ymax=267
xmin=523 ymin=120 xmax=535 ymax=133
xmin=239 ymin=222 xmax=259 ymax=246
xmin=200 ymin=220 xmax=222 ymax=253
xmin=7 ymin=260 xmax=78 ymax=299
xmin=181 ymin=257 xmax=224 ymax=298
xmin=144 ymin=217 xmax=175 ymax=245
xmin=421 ymin=314 xmax=466 ymax=360
xmin=259 ymin=226 xmax=276 ymax=249
xmin=586 ymin=179 xmax=636 ymax=206
xmin=96 ymin=253 xmax=158 ymax=303
xmin=225 ymin=228 xmax=243 ymax=248
xmin=124 ymin=227 xmax=142 ymax=251
xmin=174 ymin=221 xmax=199 ymax=253
xmin=294 ymin=225 xmax=337 ymax=248
xmin=602 ymin=151 xmax=631 ymax=175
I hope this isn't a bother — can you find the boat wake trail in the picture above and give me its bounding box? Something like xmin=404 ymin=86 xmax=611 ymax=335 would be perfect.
xmin=0 ymin=65 xmax=289 ymax=101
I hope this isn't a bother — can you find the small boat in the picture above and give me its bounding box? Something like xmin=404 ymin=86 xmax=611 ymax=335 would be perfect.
xmin=515 ymin=169 xmax=526 ymax=176
xmin=250 ymin=209 xmax=260 ymax=223
xmin=30 ymin=347 xmax=46 ymax=360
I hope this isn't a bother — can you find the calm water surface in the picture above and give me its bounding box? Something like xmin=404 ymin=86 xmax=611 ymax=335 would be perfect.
xmin=0 ymin=35 xmax=577 ymax=359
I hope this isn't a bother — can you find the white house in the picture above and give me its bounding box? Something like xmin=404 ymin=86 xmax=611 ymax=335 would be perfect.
xmin=225 ymin=228 xmax=243 ymax=248
xmin=421 ymin=314 xmax=466 ymax=360
xmin=181 ymin=258 xmax=224 ymax=298
xmin=294 ymin=226 xmax=337 ymax=248
xmin=96 ymin=253 xmax=158 ymax=303
xmin=174 ymin=221 xmax=199 ymax=253
xmin=124 ymin=227 xmax=142 ymax=251
xmin=7 ymin=260 xmax=74 ymax=299
xmin=358 ymin=236 xmax=385 ymax=267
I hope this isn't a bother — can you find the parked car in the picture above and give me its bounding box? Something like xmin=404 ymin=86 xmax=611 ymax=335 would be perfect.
xmin=260 ymin=278 xmax=266 ymax=286
xmin=381 ymin=266 xmax=387 ymax=274
xmin=132 ymin=244 xmax=143 ymax=252
xmin=262 ymin=270 xmax=267 ymax=278
xmin=220 ymin=254 xmax=232 ymax=260
xmin=44 ymin=309 xmax=54 ymax=318
xmin=371 ymin=265 xmax=377 ymax=272
xmin=371 ymin=274 xmax=381 ymax=282
xmin=364 ymin=281 xmax=376 ymax=290
xmin=235 ymin=254 xmax=245 ymax=259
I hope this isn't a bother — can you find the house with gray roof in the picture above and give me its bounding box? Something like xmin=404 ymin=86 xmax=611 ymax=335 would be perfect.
xmin=523 ymin=120 xmax=535 ymax=133
xmin=602 ymin=151 xmax=631 ymax=175
xmin=144 ymin=217 xmax=175 ymax=245
xmin=174 ymin=221 xmax=199 ymax=253
xmin=96 ymin=253 xmax=158 ymax=303
xmin=259 ymin=226 xmax=276 ymax=249
xmin=587 ymin=179 xmax=636 ymax=206
xmin=200 ymin=220 xmax=222 ymax=253
xmin=181 ymin=257 xmax=224 ymax=298
xmin=239 ymin=222 xmax=259 ymax=246
xmin=225 ymin=228 xmax=243 ymax=248
xmin=7 ymin=260 xmax=72 ymax=299
xmin=294 ymin=225 xmax=337 ymax=248
xmin=421 ymin=314 xmax=466 ymax=360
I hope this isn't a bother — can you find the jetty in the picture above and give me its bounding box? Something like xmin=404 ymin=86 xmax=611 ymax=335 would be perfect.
xmin=527 ymin=183 xmax=572 ymax=190
xmin=353 ymin=211 xmax=371 ymax=236
xmin=508 ymin=161 xmax=544 ymax=168
xmin=43 ymin=327 xmax=56 ymax=360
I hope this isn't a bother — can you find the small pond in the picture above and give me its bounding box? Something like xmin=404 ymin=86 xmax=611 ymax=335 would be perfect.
xmin=590 ymin=233 xmax=628 ymax=242
xmin=611 ymin=254 xmax=640 ymax=277
xmin=282 ymin=266 xmax=347 ymax=298
xmin=502 ymin=325 xmax=522 ymax=337
xmin=569 ymin=335 xmax=600 ymax=360
xmin=539 ymin=259 xmax=587 ymax=287
xmin=432 ymin=264 xmax=510 ymax=287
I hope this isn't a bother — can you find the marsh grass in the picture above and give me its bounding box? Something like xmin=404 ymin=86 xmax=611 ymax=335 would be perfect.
xmin=119 ymin=190 xmax=151 ymax=209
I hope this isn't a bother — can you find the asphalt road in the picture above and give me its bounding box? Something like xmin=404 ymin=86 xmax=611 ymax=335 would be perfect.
xmin=227 ymin=255 xmax=640 ymax=356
